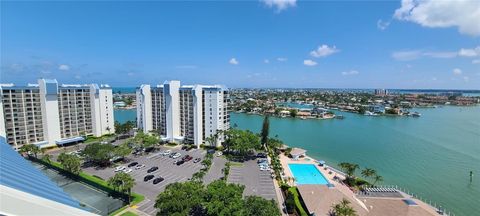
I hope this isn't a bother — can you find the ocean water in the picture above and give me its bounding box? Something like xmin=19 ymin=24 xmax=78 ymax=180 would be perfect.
xmin=113 ymin=109 xmax=136 ymax=124
xmin=114 ymin=106 xmax=480 ymax=215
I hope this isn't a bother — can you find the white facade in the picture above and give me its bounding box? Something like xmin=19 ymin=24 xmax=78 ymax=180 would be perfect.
xmin=0 ymin=79 xmax=114 ymax=149
xmin=136 ymin=80 xmax=229 ymax=147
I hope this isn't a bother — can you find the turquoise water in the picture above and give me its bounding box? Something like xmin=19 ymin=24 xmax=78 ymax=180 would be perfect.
xmin=113 ymin=106 xmax=480 ymax=215
xmin=230 ymin=106 xmax=480 ymax=216
xmin=113 ymin=109 xmax=136 ymax=124
xmin=288 ymin=164 xmax=329 ymax=185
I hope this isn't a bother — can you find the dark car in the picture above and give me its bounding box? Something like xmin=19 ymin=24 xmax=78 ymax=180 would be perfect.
xmin=153 ymin=177 xmax=164 ymax=184
xmin=128 ymin=162 xmax=138 ymax=167
xmin=176 ymin=160 xmax=185 ymax=166
xmin=207 ymin=149 xmax=215 ymax=154
xmin=144 ymin=175 xmax=154 ymax=182
xmin=257 ymin=153 xmax=267 ymax=158
xmin=147 ymin=166 xmax=158 ymax=173
xmin=145 ymin=147 xmax=155 ymax=153
xmin=193 ymin=158 xmax=201 ymax=163
xmin=181 ymin=145 xmax=188 ymax=150
xmin=184 ymin=155 xmax=193 ymax=162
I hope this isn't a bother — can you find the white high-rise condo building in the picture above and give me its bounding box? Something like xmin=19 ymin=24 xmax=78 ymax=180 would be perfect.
xmin=136 ymin=80 xmax=229 ymax=147
xmin=0 ymin=79 xmax=115 ymax=149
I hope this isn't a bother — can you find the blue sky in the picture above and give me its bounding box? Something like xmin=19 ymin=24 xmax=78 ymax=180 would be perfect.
xmin=1 ymin=0 xmax=479 ymax=89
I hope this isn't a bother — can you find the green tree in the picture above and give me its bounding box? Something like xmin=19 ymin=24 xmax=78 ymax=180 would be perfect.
xmin=204 ymin=180 xmax=245 ymax=216
xmin=338 ymin=162 xmax=360 ymax=179
xmin=58 ymin=152 xmax=81 ymax=175
xmin=224 ymin=129 xmax=261 ymax=157
xmin=361 ymin=168 xmax=376 ymax=184
xmin=284 ymin=189 xmax=295 ymax=214
xmin=18 ymin=144 xmax=41 ymax=158
xmin=357 ymin=106 xmax=366 ymax=115
xmin=243 ymin=196 xmax=280 ymax=216
xmin=260 ymin=115 xmax=270 ymax=149
xmin=373 ymin=175 xmax=383 ymax=186
xmin=114 ymin=143 xmax=132 ymax=158
xmin=155 ymin=181 xmax=205 ymax=215
xmin=42 ymin=154 xmax=52 ymax=164
xmin=108 ymin=172 xmax=136 ymax=203
xmin=82 ymin=143 xmax=115 ymax=166
xmin=331 ymin=198 xmax=357 ymax=216
xmin=289 ymin=109 xmax=298 ymax=117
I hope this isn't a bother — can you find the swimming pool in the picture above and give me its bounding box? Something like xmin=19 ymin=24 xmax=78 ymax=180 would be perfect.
xmin=288 ymin=164 xmax=329 ymax=185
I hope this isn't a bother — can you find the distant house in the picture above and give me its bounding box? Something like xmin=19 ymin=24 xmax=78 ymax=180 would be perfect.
xmin=368 ymin=104 xmax=385 ymax=113
xmin=114 ymin=101 xmax=126 ymax=107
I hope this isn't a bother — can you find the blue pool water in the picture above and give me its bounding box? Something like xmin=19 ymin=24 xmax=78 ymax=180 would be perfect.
xmin=288 ymin=164 xmax=329 ymax=185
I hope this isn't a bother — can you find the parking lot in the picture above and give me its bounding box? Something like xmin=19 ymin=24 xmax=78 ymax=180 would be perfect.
xmin=82 ymin=146 xmax=206 ymax=215
xmin=227 ymin=158 xmax=277 ymax=201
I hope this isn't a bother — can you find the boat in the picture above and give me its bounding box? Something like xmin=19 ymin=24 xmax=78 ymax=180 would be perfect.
xmin=411 ymin=112 xmax=421 ymax=117
xmin=335 ymin=115 xmax=345 ymax=119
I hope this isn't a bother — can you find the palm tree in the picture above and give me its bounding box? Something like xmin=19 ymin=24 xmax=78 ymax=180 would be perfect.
xmin=361 ymin=168 xmax=376 ymax=184
xmin=331 ymin=198 xmax=357 ymax=216
xmin=42 ymin=154 xmax=52 ymax=164
xmin=338 ymin=162 xmax=360 ymax=179
xmin=373 ymin=175 xmax=383 ymax=186
xmin=108 ymin=172 xmax=136 ymax=203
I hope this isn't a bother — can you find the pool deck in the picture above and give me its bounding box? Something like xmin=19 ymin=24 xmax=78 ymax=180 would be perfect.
xmin=278 ymin=154 xmax=441 ymax=216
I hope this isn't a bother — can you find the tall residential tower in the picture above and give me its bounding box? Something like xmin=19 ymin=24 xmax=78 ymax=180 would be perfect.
xmin=136 ymin=80 xmax=229 ymax=147
xmin=0 ymin=79 xmax=114 ymax=149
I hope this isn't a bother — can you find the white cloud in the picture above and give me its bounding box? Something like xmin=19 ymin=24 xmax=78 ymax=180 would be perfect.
xmin=260 ymin=0 xmax=296 ymax=12
xmin=463 ymin=76 xmax=470 ymax=82
xmin=394 ymin=0 xmax=480 ymax=36
xmin=127 ymin=72 xmax=135 ymax=76
xmin=432 ymin=77 xmax=438 ymax=81
xmin=377 ymin=19 xmax=390 ymax=30
xmin=392 ymin=50 xmax=422 ymax=61
xmin=303 ymin=59 xmax=317 ymax=66
xmin=58 ymin=64 xmax=70 ymax=71
xmin=459 ymin=46 xmax=480 ymax=57
xmin=277 ymin=57 xmax=288 ymax=62
xmin=74 ymin=75 xmax=81 ymax=79
xmin=392 ymin=47 xmax=480 ymax=61
xmin=310 ymin=45 xmax=340 ymax=58
xmin=229 ymin=58 xmax=239 ymax=65
xmin=341 ymin=70 xmax=359 ymax=76
xmin=264 ymin=59 xmax=270 ymax=64
xmin=453 ymin=68 xmax=462 ymax=75
xmin=472 ymin=59 xmax=480 ymax=64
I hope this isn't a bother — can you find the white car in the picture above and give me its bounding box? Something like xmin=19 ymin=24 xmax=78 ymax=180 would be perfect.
xmin=172 ymin=153 xmax=181 ymax=159
xmin=215 ymin=151 xmax=223 ymax=157
xmin=114 ymin=166 xmax=126 ymax=172
xmin=134 ymin=164 xmax=145 ymax=170
xmin=260 ymin=166 xmax=270 ymax=171
xmin=163 ymin=150 xmax=172 ymax=156
xmin=123 ymin=168 xmax=133 ymax=173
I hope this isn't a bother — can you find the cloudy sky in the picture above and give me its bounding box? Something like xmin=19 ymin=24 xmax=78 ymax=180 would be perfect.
xmin=1 ymin=0 xmax=479 ymax=89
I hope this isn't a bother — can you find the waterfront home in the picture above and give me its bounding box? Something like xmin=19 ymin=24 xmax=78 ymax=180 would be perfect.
xmin=279 ymin=110 xmax=290 ymax=117
xmin=368 ymin=104 xmax=385 ymax=114
xmin=290 ymin=148 xmax=307 ymax=160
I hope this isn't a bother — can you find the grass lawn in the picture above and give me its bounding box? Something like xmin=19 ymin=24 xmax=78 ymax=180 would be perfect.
xmin=119 ymin=211 xmax=138 ymax=216
xmin=229 ymin=161 xmax=244 ymax=167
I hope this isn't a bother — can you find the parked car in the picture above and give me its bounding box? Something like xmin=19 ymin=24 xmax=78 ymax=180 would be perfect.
xmin=162 ymin=150 xmax=172 ymax=156
xmin=182 ymin=155 xmax=193 ymax=162
xmin=181 ymin=145 xmax=188 ymax=150
xmin=147 ymin=166 xmax=158 ymax=173
xmin=144 ymin=175 xmax=154 ymax=182
xmin=207 ymin=149 xmax=216 ymax=154
xmin=193 ymin=158 xmax=201 ymax=163
xmin=176 ymin=160 xmax=185 ymax=166
xmin=153 ymin=177 xmax=164 ymax=184
xmin=114 ymin=166 xmax=126 ymax=172
xmin=135 ymin=164 xmax=145 ymax=170
xmin=257 ymin=153 xmax=267 ymax=158
xmin=123 ymin=168 xmax=133 ymax=173
xmin=145 ymin=147 xmax=155 ymax=153
xmin=128 ymin=162 xmax=138 ymax=167
xmin=260 ymin=166 xmax=270 ymax=171
xmin=172 ymin=153 xmax=181 ymax=159
xmin=257 ymin=159 xmax=268 ymax=164
xmin=215 ymin=151 xmax=223 ymax=157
